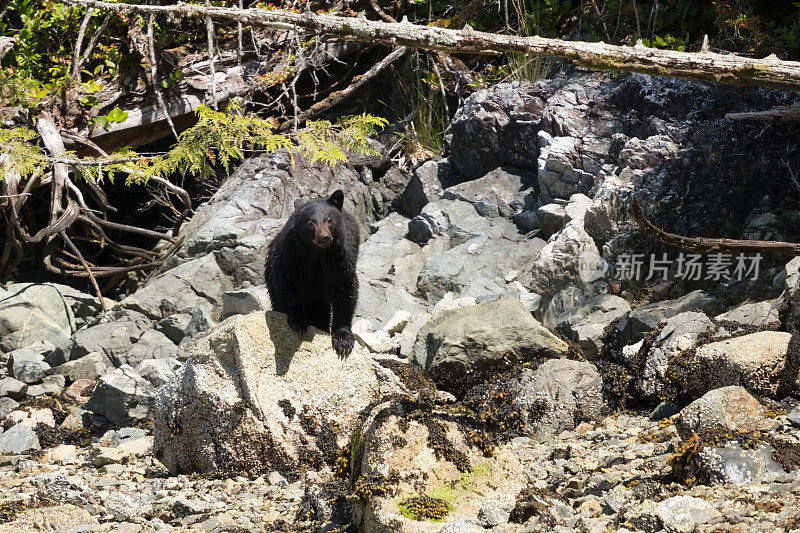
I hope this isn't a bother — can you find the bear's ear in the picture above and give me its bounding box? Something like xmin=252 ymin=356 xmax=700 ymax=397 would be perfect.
xmin=294 ymin=198 xmax=305 ymax=210
xmin=327 ymin=190 xmax=344 ymax=210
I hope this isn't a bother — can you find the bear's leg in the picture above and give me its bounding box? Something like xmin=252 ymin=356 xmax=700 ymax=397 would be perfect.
xmin=301 ymin=301 xmax=331 ymax=332
xmin=330 ymin=279 xmax=358 ymax=357
xmin=286 ymin=307 xmax=309 ymax=334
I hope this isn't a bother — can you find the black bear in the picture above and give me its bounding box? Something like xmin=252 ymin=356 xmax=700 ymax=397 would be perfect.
xmin=265 ymin=190 xmax=360 ymax=357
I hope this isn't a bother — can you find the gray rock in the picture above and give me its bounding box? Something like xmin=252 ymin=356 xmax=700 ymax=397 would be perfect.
xmin=7 ymin=348 xmax=49 ymax=384
xmin=443 ymin=166 xmax=535 ymax=219
xmin=516 ymin=358 xmax=603 ymax=436
xmin=555 ymin=294 xmax=630 ymax=359
xmin=652 ymin=495 xmax=722 ymax=533
xmin=524 ymin=219 xmax=605 ymax=298
xmin=47 ymin=310 xmax=152 ymax=367
xmin=25 ymin=375 xmax=65 ymax=397
xmin=417 ymin=234 xmax=545 ymax=303
xmin=110 ymin=427 xmax=148 ymax=446
xmin=618 ymin=135 xmax=679 ymax=170
xmin=0 ymin=377 xmax=28 ymax=400
xmin=715 ymin=300 xmax=780 ymax=329
xmin=447 ymin=82 xmax=547 ymax=180
xmin=47 ymin=283 xmax=105 ymax=329
xmin=0 ymin=397 xmax=18 ymax=417
xmin=788 ymin=406 xmax=800 ymax=427
xmin=183 ymin=306 xmax=215 ymax=340
xmin=356 ymin=278 xmax=430 ymax=333
xmin=0 ymin=423 xmax=40 ymax=454
xmin=356 ymin=214 xmax=432 ymax=309
xmin=638 ymin=311 xmax=714 ymax=399
xmin=535 ymin=203 xmax=567 ymax=238
xmin=219 ymin=285 xmax=272 ymax=320
xmin=440 ymin=518 xmax=484 ymax=533
xmin=135 ymin=358 xmax=182 ymax=388
xmin=676 ymin=386 xmax=768 ymax=438
xmin=407 ymin=199 xmax=510 ymax=246
xmin=537 ymin=132 xmax=595 ymax=204
xmin=478 ymin=499 xmax=512 ymax=528
xmin=396 ymin=159 xmax=454 ymax=217
xmin=85 ymin=365 xmax=156 ymax=426
xmin=583 ymin=193 xmax=621 ymax=249
xmin=48 ymin=352 xmax=108 ymax=382
xmin=612 ymin=290 xmax=722 ymax=347
xmin=155 ymin=312 xmax=193 ymax=345
xmin=564 ymin=193 xmax=592 ymax=224
xmin=649 ymin=401 xmax=680 ymax=420
xmin=541 ymin=286 xmax=590 ymax=330
xmin=414 ymin=298 xmax=569 ymax=395
xmin=0 ymin=283 xmax=76 ymax=353
xmin=696 ymin=442 xmax=785 ymax=485
xmin=118 ymin=254 xmax=235 ymax=320
xmin=125 ymin=328 xmax=178 ymax=367
xmin=784 ymin=257 xmax=800 ymax=332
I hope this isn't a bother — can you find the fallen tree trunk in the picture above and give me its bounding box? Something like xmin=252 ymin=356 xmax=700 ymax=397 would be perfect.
xmin=62 ymin=0 xmax=800 ymax=92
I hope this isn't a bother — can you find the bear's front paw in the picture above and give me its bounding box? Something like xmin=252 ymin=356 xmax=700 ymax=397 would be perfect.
xmin=331 ymin=327 xmax=355 ymax=358
xmin=287 ymin=313 xmax=308 ymax=335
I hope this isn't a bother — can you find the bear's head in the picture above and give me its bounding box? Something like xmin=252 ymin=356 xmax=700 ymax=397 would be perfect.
xmin=292 ymin=190 xmax=345 ymax=251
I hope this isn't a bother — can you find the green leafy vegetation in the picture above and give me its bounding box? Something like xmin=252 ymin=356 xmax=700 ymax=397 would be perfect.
xmin=0 ymin=102 xmax=387 ymax=186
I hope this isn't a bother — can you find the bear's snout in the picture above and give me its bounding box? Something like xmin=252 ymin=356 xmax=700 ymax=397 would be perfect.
xmin=313 ymin=227 xmax=333 ymax=248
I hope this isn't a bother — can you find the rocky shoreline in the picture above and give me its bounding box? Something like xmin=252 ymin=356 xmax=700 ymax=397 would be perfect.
xmin=1 ymin=71 xmax=800 ymax=532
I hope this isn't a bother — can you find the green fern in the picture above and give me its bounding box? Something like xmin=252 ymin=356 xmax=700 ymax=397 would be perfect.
xmin=1 ymin=104 xmax=387 ymax=188
xmin=0 ymin=127 xmax=45 ymax=181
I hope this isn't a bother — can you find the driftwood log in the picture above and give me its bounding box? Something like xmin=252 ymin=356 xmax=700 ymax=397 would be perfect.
xmin=62 ymin=0 xmax=800 ymax=92
xmin=630 ymin=199 xmax=800 ymax=255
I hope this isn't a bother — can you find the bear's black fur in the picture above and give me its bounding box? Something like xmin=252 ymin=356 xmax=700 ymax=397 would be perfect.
xmin=265 ymin=190 xmax=360 ymax=357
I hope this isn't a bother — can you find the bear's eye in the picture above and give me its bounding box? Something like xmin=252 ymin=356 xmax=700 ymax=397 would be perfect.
xmin=306 ymin=220 xmax=314 ymax=229
xmin=326 ymin=217 xmax=332 ymax=225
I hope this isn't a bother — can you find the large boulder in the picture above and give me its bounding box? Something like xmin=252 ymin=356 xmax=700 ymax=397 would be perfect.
xmin=358 ymin=404 xmax=525 ymax=532
xmin=0 ymin=283 xmax=76 ymax=353
xmin=412 ymin=298 xmax=569 ymax=395
xmin=523 ymin=219 xmax=604 ymax=299
xmin=442 ymin=166 xmax=536 ymax=220
xmin=611 ymin=290 xmax=723 ymax=348
xmin=153 ymin=311 xmax=405 ymax=477
xmin=447 ymin=82 xmax=548 ymax=180
xmin=118 ymin=254 xmax=235 ymax=320
xmin=684 ymin=331 xmax=797 ymax=398
xmin=676 ymin=386 xmax=769 ymax=438
xmin=48 ymin=310 xmax=153 ymax=367
xmin=555 ymin=294 xmax=631 ymax=359
xmin=85 ymin=365 xmax=156 ymax=426
xmin=637 ymin=311 xmax=715 ymax=399
xmin=515 ymin=359 xmax=603 ymax=436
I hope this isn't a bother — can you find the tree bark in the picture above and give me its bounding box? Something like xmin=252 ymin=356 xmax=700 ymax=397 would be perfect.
xmin=61 ymin=0 xmax=800 ymax=92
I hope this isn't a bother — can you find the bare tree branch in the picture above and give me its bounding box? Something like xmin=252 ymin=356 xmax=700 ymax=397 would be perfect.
xmin=630 ymin=199 xmax=800 ymax=255
xmin=279 ymin=45 xmax=408 ymax=130
xmin=205 ymin=0 xmax=219 ymax=110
